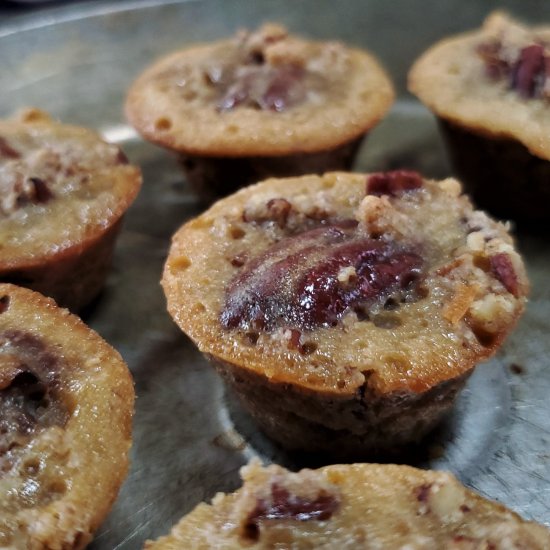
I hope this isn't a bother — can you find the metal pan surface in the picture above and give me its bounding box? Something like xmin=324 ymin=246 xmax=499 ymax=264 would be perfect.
xmin=0 ymin=1 xmax=549 ymax=547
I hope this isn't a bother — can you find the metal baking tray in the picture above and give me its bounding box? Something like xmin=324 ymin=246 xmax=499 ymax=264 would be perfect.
xmin=1 ymin=1 xmax=549 ymax=547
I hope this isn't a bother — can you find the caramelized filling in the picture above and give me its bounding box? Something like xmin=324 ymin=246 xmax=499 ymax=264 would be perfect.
xmin=243 ymin=483 xmax=339 ymax=541
xmin=221 ymin=223 xmax=424 ymax=332
xmin=215 ymin=64 xmax=307 ymax=112
xmin=0 ymin=330 xmax=69 ymax=476
xmin=201 ymin=26 xmax=324 ymax=113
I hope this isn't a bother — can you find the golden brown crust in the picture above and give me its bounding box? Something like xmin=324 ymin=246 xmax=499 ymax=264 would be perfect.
xmin=126 ymin=25 xmax=394 ymax=157
xmin=0 ymin=109 xmax=142 ymax=309
xmin=162 ymin=172 xmax=527 ymax=396
xmin=145 ymin=461 xmax=550 ymax=549
xmin=0 ymin=284 xmax=134 ymax=548
xmin=408 ymin=12 xmax=550 ymax=160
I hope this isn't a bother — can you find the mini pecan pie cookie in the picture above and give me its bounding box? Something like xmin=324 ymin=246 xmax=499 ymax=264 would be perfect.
xmin=0 ymin=283 xmax=134 ymax=549
xmin=162 ymin=171 xmax=528 ymax=457
xmin=0 ymin=108 xmax=142 ymax=310
xmin=409 ymin=12 xmax=550 ymax=224
xmin=126 ymin=24 xmax=394 ymax=201
xmin=144 ymin=460 xmax=550 ymax=549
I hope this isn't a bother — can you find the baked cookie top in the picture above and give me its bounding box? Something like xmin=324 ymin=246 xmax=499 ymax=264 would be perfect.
xmin=0 ymin=284 xmax=134 ymax=548
xmin=145 ymin=460 xmax=550 ymax=549
xmin=0 ymin=109 xmax=141 ymax=269
xmin=126 ymin=24 xmax=394 ymax=156
xmin=408 ymin=12 xmax=550 ymax=159
xmin=162 ymin=171 xmax=528 ymax=395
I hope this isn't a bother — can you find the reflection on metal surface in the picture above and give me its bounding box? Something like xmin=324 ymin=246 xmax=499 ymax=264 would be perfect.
xmin=0 ymin=1 xmax=549 ymax=548
xmin=100 ymin=123 xmax=139 ymax=144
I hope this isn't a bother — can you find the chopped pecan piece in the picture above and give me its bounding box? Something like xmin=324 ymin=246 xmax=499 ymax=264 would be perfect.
xmin=0 ymin=137 xmax=20 ymax=159
xmin=367 ymin=170 xmax=423 ymax=197
xmin=243 ymin=483 xmax=339 ymax=541
xmin=477 ymin=37 xmax=550 ymax=99
xmin=490 ymin=253 xmax=520 ymax=297
xmin=29 ymin=177 xmax=53 ymax=204
xmin=512 ymin=44 xmax=546 ymax=98
xmin=477 ymin=41 xmax=510 ymax=80
xmin=414 ymin=483 xmax=432 ymax=503
xmin=243 ymin=197 xmax=293 ymax=228
xmin=230 ymin=253 xmax=248 ymax=268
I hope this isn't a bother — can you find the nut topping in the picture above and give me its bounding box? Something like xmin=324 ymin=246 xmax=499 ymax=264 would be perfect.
xmin=0 ymin=137 xmax=20 ymax=159
xmin=243 ymin=482 xmax=339 ymax=541
xmin=367 ymin=170 xmax=423 ymax=197
xmin=512 ymin=44 xmax=546 ymax=98
xmin=213 ymin=24 xmax=311 ymax=112
xmin=221 ymin=223 xmax=424 ymax=331
xmin=490 ymin=253 xmax=520 ymax=297
xmin=477 ymin=27 xmax=550 ymax=99
xmin=217 ymin=64 xmax=306 ymax=112
xmin=243 ymin=197 xmax=293 ymax=228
